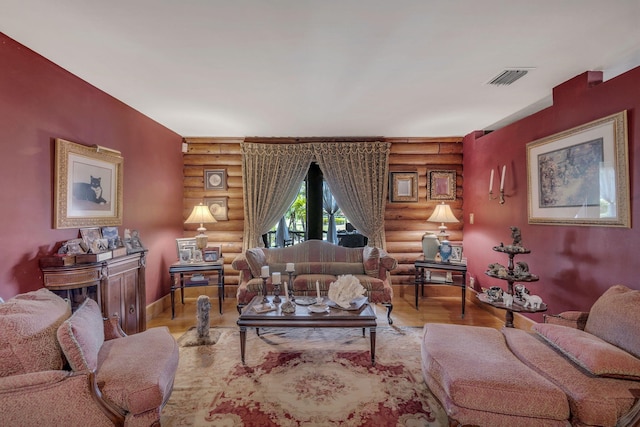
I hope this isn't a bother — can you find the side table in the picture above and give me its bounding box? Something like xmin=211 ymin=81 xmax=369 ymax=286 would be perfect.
xmin=169 ymin=259 xmax=224 ymax=318
xmin=414 ymin=258 xmax=467 ymax=317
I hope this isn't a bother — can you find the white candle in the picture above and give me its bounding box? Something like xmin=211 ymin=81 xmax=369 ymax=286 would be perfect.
xmin=316 ymin=281 xmax=321 ymax=299
xmin=500 ymin=165 xmax=506 ymax=191
xmin=272 ymin=272 xmax=281 ymax=284
xmin=261 ymin=265 xmax=269 ymax=278
xmin=489 ymin=169 xmax=494 ymax=192
xmin=286 ymin=262 xmax=295 ymax=272
xmin=283 ymin=281 xmax=289 ymax=298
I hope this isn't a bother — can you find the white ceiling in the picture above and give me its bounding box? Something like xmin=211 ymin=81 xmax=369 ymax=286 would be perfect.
xmin=2 ymin=1 xmax=640 ymax=137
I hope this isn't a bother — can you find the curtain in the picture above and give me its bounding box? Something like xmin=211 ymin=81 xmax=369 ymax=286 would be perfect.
xmin=322 ymin=182 xmax=340 ymax=244
xmin=313 ymin=142 xmax=390 ymax=248
xmin=275 ymin=215 xmax=290 ymax=247
xmin=241 ymin=143 xmax=314 ymax=250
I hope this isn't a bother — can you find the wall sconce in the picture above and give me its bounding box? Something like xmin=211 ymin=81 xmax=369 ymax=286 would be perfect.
xmin=184 ymin=202 xmax=217 ymax=251
xmin=489 ymin=165 xmax=506 ymax=204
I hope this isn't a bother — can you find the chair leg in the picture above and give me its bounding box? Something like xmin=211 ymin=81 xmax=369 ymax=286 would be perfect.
xmin=236 ymin=304 xmax=246 ymax=315
xmin=383 ymin=303 xmax=393 ymax=324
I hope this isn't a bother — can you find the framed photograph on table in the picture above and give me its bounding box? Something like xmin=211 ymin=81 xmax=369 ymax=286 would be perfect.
xmin=389 ymin=172 xmax=418 ymax=203
xmin=428 ymin=170 xmax=457 ymax=201
xmin=203 ymin=248 xmax=219 ymax=262
xmin=450 ymin=244 xmax=463 ymax=263
xmin=526 ymin=111 xmax=630 ymax=227
xmin=176 ymin=237 xmax=197 ymax=261
xmin=54 ymin=138 xmax=123 ymax=229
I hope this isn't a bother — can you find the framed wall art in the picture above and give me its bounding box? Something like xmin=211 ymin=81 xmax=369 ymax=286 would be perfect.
xmin=54 ymin=138 xmax=123 ymax=229
xmin=526 ymin=111 xmax=630 ymax=227
xmin=389 ymin=172 xmax=418 ymax=203
xmin=205 ymin=197 xmax=228 ymax=221
xmin=204 ymin=169 xmax=227 ymax=191
xmin=428 ymin=170 xmax=457 ymax=201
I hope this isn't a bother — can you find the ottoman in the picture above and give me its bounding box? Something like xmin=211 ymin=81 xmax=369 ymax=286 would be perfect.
xmin=421 ymin=323 xmax=569 ymax=426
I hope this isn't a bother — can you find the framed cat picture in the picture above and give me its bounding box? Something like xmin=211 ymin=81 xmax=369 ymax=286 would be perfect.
xmin=54 ymin=138 xmax=123 ymax=229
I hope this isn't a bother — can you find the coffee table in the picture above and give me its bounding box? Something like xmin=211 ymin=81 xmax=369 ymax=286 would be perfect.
xmin=237 ymin=296 xmax=378 ymax=365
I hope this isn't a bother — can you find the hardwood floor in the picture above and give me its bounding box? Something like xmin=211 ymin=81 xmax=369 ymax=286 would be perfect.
xmin=147 ymin=285 xmax=506 ymax=338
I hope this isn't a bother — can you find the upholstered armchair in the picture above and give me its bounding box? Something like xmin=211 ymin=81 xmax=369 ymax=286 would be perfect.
xmin=0 ymin=289 xmax=179 ymax=427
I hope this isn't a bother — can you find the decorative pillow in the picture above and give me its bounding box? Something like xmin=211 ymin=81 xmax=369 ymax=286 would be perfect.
xmin=57 ymin=298 xmax=105 ymax=372
xmin=533 ymin=323 xmax=640 ymax=380
xmin=0 ymin=288 xmax=71 ymax=377
xmin=245 ymin=248 xmax=267 ymax=277
xmin=362 ymin=246 xmax=380 ymax=277
xmin=584 ymin=285 xmax=640 ymax=358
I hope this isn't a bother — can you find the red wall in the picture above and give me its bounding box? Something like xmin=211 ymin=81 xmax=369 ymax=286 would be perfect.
xmin=463 ymin=68 xmax=639 ymax=321
xmin=0 ymin=33 xmax=185 ymax=304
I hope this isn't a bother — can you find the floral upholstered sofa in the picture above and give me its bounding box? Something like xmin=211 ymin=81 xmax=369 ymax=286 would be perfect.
xmin=421 ymin=284 xmax=640 ymax=426
xmin=232 ymin=239 xmax=397 ymax=323
xmin=0 ymin=288 xmax=179 ymax=427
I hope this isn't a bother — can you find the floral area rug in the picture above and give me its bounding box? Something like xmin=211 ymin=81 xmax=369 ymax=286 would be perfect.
xmin=161 ymin=326 xmax=448 ymax=427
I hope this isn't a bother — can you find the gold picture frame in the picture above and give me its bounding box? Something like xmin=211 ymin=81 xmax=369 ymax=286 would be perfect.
xmin=428 ymin=170 xmax=457 ymax=201
xmin=54 ymin=139 xmax=123 ymax=229
xmin=389 ymin=172 xmax=418 ymax=203
xmin=527 ymin=111 xmax=630 ymax=227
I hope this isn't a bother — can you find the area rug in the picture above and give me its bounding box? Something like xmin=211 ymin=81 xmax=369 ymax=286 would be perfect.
xmin=161 ymin=326 xmax=448 ymax=426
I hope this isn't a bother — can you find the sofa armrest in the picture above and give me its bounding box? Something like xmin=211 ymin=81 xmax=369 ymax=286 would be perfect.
xmin=103 ymin=316 xmax=127 ymax=340
xmin=231 ymin=254 xmax=249 ymax=271
xmin=543 ymin=311 xmax=589 ymax=329
xmin=0 ymin=370 xmax=124 ymax=426
xmin=379 ymin=253 xmax=398 ymax=271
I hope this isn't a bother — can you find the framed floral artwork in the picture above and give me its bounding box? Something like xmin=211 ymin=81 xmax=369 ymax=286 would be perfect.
xmin=526 ymin=111 xmax=629 ymax=227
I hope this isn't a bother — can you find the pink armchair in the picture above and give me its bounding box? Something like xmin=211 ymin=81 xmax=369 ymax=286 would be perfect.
xmin=0 ymin=288 xmax=179 ymax=427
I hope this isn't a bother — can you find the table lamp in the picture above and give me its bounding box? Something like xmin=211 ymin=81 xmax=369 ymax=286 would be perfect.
xmin=427 ymin=202 xmax=459 ymax=241
xmin=185 ymin=202 xmax=217 ymax=251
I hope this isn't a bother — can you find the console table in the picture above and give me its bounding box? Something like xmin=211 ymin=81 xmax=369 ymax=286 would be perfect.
xmin=169 ymin=259 xmax=225 ymax=318
xmin=414 ymin=258 xmax=467 ymax=317
xmin=40 ymin=251 xmax=147 ymax=334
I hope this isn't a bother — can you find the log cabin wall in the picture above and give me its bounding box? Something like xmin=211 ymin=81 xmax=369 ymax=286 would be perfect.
xmin=182 ymin=136 xmax=463 ymax=297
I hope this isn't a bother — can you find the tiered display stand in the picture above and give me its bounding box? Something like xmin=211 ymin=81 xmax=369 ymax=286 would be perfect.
xmin=478 ymin=237 xmax=547 ymax=328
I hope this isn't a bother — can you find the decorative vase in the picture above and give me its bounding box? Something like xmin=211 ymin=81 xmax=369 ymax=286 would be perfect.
xmin=439 ymin=240 xmax=453 ymax=262
xmin=422 ymin=232 xmax=440 ymax=260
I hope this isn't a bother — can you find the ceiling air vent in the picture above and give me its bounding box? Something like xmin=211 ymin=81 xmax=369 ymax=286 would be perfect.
xmin=487 ymin=68 xmax=533 ymax=86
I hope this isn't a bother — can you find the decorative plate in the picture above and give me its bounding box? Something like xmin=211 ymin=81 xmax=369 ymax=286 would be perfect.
xmin=295 ymin=296 xmax=318 ymax=306
xmin=308 ymin=303 xmax=330 ymax=313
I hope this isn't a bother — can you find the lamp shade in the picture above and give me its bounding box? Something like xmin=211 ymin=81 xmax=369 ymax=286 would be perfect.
xmin=427 ymin=202 xmax=459 ymax=224
xmin=427 ymin=202 xmax=458 ymax=241
xmin=185 ymin=203 xmax=217 ymax=252
xmin=185 ymin=203 xmax=217 ymax=228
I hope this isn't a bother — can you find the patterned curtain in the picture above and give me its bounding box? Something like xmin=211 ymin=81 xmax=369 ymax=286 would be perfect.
xmin=313 ymin=142 xmax=390 ymax=248
xmin=322 ymin=182 xmax=340 ymax=244
xmin=241 ymin=143 xmax=314 ymax=250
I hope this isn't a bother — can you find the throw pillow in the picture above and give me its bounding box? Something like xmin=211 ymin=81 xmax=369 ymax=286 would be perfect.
xmin=533 ymin=322 xmax=640 ymax=380
xmin=57 ymin=298 xmax=105 ymax=372
xmin=245 ymin=248 xmax=267 ymax=277
xmin=0 ymin=289 xmax=71 ymax=376
xmin=584 ymin=284 xmax=640 ymax=358
xmin=362 ymin=246 xmax=380 ymax=277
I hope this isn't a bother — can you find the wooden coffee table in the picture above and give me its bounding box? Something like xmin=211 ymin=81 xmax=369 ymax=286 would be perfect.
xmin=237 ymin=296 xmax=378 ymax=365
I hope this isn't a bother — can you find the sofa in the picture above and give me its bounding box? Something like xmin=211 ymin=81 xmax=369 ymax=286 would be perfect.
xmin=232 ymin=239 xmax=397 ymax=323
xmin=0 ymin=288 xmax=179 ymax=427
xmin=421 ymin=284 xmax=640 ymax=426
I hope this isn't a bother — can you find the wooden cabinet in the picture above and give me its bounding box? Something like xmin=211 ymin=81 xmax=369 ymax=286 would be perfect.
xmin=40 ymin=252 xmax=147 ymax=334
